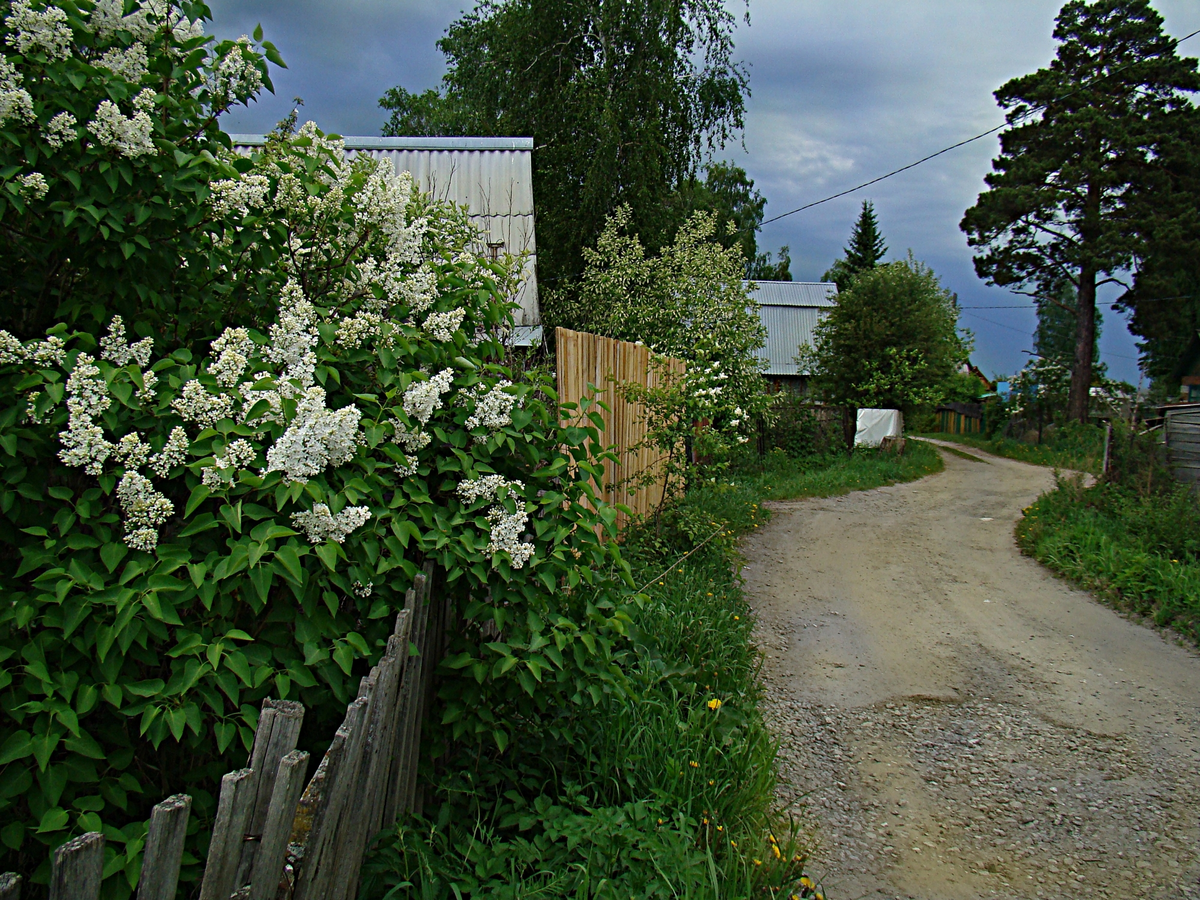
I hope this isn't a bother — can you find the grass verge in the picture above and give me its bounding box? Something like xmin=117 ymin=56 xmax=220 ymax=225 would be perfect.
xmin=1017 ymin=475 xmax=1200 ymax=643
xmin=361 ymin=444 xmax=944 ymax=899
xmin=914 ymin=425 xmax=1102 ymax=473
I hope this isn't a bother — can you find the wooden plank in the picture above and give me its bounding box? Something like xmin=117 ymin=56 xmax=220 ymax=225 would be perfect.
xmin=236 ymin=699 xmax=305 ymax=886
xmin=388 ymin=577 xmax=427 ymax=818
xmin=198 ymin=768 xmax=255 ymax=900
xmin=377 ymin=610 xmax=413 ymax=828
xmin=137 ymin=794 xmax=192 ymax=900
xmin=49 ymin=832 xmax=104 ymax=900
xmin=292 ymin=699 xmax=369 ymax=900
xmin=0 ymin=873 xmax=20 ymax=900
xmin=405 ymin=566 xmax=437 ymax=816
xmin=249 ymin=750 xmax=309 ymax=900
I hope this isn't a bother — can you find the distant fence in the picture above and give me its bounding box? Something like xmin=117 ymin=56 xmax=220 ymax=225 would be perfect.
xmin=2 ymin=565 xmax=448 ymax=900
xmin=1165 ymin=405 xmax=1200 ymax=485
xmin=555 ymin=328 xmax=686 ymax=529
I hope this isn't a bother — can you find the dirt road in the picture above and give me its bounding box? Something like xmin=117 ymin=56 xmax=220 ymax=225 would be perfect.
xmin=744 ymin=441 xmax=1200 ymax=899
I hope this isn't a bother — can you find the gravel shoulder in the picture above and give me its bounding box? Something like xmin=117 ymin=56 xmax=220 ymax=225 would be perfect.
xmin=744 ymin=442 xmax=1200 ymax=899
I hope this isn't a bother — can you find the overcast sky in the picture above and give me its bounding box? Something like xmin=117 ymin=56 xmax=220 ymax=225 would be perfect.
xmin=209 ymin=0 xmax=1200 ymax=383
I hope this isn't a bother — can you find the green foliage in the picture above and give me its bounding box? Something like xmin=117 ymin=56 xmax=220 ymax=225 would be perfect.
xmin=1018 ymin=475 xmax=1200 ymax=643
xmin=757 ymin=394 xmax=845 ymax=460
xmin=803 ymin=256 xmax=969 ymax=414
xmin=732 ymin=441 xmax=943 ymax=503
xmin=923 ymin=424 xmax=1104 ymax=473
xmin=960 ymin=0 xmax=1200 ymax=420
xmin=377 ymin=0 xmax=750 ymax=329
xmin=674 ymin=162 xmax=791 ymax=280
xmin=0 ymin=0 xmax=283 ymax=343
xmin=822 ymin=200 xmax=886 ymax=291
xmin=0 ymin=127 xmax=630 ymax=898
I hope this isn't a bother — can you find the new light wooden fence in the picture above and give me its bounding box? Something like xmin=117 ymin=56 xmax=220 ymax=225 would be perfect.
xmin=2 ymin=565 xmax=448 ymax=900
xmin=555 ymin=328 xmax=686 ymax=530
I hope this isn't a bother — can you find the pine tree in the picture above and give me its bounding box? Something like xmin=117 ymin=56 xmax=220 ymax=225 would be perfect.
xmin=962 ymin=0 xmax=1199 ymax=423
xmin=844 ymin=200 xmax=888 ymax=272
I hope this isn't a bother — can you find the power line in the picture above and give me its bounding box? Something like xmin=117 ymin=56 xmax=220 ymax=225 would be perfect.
xmin=959 ymin=309 xmax=1141 ymax=361
xmin=760 ymin=27 xmax=1200 ymax=227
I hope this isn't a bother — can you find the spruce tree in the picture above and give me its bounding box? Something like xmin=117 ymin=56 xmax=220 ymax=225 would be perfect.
xmin=844 ymin=200 xmax=888 ymax=272
xmin=962 ymin=0 xmax=1199 ymax=423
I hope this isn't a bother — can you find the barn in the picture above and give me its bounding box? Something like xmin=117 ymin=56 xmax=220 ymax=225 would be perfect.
xmin=745 ymin=280 xmax=838 ymax=391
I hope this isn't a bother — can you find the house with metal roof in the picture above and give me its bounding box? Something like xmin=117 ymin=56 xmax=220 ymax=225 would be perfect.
xmin=229 ymin=135 xmax=541 ymax=344
xmin=745 ymin=280 xmax=838 ymax=390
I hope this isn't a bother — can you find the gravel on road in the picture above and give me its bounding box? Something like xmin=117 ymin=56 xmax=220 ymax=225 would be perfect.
xmin=744 ymin=442 xmax=1200 ymax=899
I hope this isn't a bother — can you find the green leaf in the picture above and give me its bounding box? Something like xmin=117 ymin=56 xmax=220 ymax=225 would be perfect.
xmin=0 ymin=731 xmax=32 ymax=765
xmin=36 ymin=807 xmax=69 ymax=834
xmin=314 ymin=542 xmax=339 ymax=572
xmin=332 ymin=643 xmax=354 ymax=675
xmin=249 ymin=564 xmax=274 ymax=605
xmin=126 ymin=679 xmax=166 ymax=698
xmin=184 ymin=484 xmax=211 ymax=517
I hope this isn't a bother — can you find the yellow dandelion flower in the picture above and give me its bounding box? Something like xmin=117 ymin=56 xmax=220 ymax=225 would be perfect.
xmin=772 ymin=843 xmax=782 ymax=859
xmin=657 ymin=818 xmax=663 ymax=825
xmin=730 ymin=840 xmax=737 ymax=848
xmin=689 ymin=760 xmax=700 ymax=768
xmin=800 ymin=877 xmax=814 ymax=888
xmin=716 ymin=824 xmax=723 ymax=832
xmin=708 ymin=779 xmax=715 ymax=785
xmin=753 ymin=858 xmax=763 ymax=866
xmin=707 ymin=698 xmax=722 ymax=710
xmin=733 ymin=615 xmax=740 ymax=621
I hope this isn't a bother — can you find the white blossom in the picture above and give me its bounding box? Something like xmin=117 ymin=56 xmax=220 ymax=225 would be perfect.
xmin=136 ymin=368 xmax=158 ymax=402
xmin=210 ymin=36 xmax=262 ymax=101
xmin=335 ymin=311 xmax=382 ymax=350
xmin=116 ymin=470 xmax=173 ymax=550
xmin=402 ymin=367 xmax=454 ymax=426
xmin=148 ymin=425 xmax=187 ymax=477
xmin=264 ymin=387 xmax=362 ymax=483
xmin=43 ymin=110 xmax=77 ymax=148
xmin=290 ymin=502 xmax=371 ymax=544
xmin=209 ymin=173 xmax=271 ymax=217
xmin=95 ymin=41 xmax=148 ymax=82
xmin=392 ymin=422 xmax=430 ymax=453
xmin=0 ymin=331 xmax=25 ymax=365
xmin=114 ymin=432 xmax=150 ymax=468
xmin=99 ymin=316 xmax=153 ymax=367
xmin=395 ymin=264 xmax=437 ymax=316
xmin=88 ymin=89 xmax=156 ymax=158
xmin=457 ymin=474 xmax=524 ymax=505
xmin=423 ymin=307 xmax=466 ymax=342
xmin=170 ymin=379 xmax=234 ymax=428
xmin=5 ymin=0 xmax=73 ymax=60
xmin=0 ymin=58 xmax=34 ymax=126
xmin=18 ymin=172 xmax=48 ymax=200
xmin=266 ymin=281 xmax=318 ymax=393
xmin=201 ymin=438 xmax=256 ymax=488
xmin=208 ymin=327 xmax=252 ymax=387
xmin=352 ymin=581 xmax=373 ymax=598
xmin=88 ymin=0 xmax=157 ymax=41
xmin=463 ymin=380 xmax=519 ymax=432
xmin=28 ymin=335 xmax=65 ymax=366
xmin=486 ymin=506 xmax=534 ymax=569
xmin=58 ymin=353 xmax=113 ymax=474
xmin=394 ymin=454 xmax=418 ymax=477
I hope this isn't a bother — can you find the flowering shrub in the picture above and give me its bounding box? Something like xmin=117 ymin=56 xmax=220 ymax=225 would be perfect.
xmin=0 ymin=4 xmax=631 ymax=890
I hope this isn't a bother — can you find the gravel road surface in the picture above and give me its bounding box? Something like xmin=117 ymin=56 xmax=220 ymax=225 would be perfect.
xmin=744 ymin=441 xmax=1200 ymax=899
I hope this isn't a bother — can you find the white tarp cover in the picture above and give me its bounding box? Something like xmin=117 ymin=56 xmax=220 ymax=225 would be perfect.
xmin=854 ymin=408 xmax=903 ymax=448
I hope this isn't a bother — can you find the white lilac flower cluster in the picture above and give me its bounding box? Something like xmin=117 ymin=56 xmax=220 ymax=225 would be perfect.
xmin=457 ymin=475 xmax=534 ymax=568
xmin=88 ymin=88 xmax=156 ymax=158
xmin=208 ymin=327 xmax=252 ymax=387
xmin=17 ymin=171 xmax=47 ymax=199
xmin=148 ymin=426 xmax=188 ymax=478
xmin=291 ymin=503 xmax=372 ymax=544
xmin=209 ymin=36 xmax=262 ymax=103
xmin=0 ymin=330 xmax=65 ymax=366
xmin=352 ymin=581 xmax=372 ymax=598
xmin=88 ymin=0 xmax=160 ymax=42
xmin=265 ymin=387 xmax=362 ymax=484
xmin=137 ymin=369 xmax=158 ymax=402
xmin=0 ymin=58 xmax=34 ymax=126
xmin=391 ymin=368 xmax=453 ymax=472
xmin=422 ymin=307 xmax=465 ymax=342
xmin=58 ymin=353 xmax=112 ymax=474
xmin=95 ymin=41 xmax=148 ymax=82
xmin=114 ymin=432 xmax=149 ymax=468
xmin=209 ymin=173 xmax=271 ymax=217
xmin=335 ymin=311 xmax=383 ymax=350
xmin=171 ymin=379 xmax=234 ymax=428
xmin=266 ymin=281 xmax=318 ymax=394
xmin=463 ymin=380 xmax=520 ymax=433
xmin=5 ymin=0 xmax=73 ymax=60
xmin=116 ymin=470 xmax=173 ymax=551
xmin=201 ymin=438 xmax=256 ymax=488
xmin=42 ymin=110 xmax=76 ymax=148
xmin=99 ymin=316 xmax=153 ymax=367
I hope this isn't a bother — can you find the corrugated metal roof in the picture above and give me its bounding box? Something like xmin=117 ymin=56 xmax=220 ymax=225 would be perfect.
xmin=744 ymin=281 xmax=837 ymax=375
xmin=746 ymin=280 xmax=838 ymax=308
xmin=229 ymin=135 xmax=540 ymax=327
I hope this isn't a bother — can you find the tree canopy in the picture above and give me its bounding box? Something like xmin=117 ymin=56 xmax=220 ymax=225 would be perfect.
xmin=822 ymin=200 xmax=887 ymax=292
xmin=378 ymin=0 xmax=751 ymax=328
xmin=804 ymin=257 xmax=968 ymax=414
xmin=961 ymin=0 xmax=1199 ymax=422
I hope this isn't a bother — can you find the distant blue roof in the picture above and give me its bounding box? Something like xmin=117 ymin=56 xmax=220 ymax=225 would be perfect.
xmin=745 ymin=281 xmax=838 ymax=376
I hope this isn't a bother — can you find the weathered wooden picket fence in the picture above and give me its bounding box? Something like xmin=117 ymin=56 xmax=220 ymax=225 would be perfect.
xmin=1 ymin=565 xmax=448 ymax=900
xmin=555 ymin=327 xmax=686 ymax=530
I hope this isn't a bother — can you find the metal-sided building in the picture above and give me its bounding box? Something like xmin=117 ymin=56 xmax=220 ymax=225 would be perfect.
xmin=230 ymin=135 xmax=542 ymax=344
xmin=745 ymin=280 xmax=838 ymax=391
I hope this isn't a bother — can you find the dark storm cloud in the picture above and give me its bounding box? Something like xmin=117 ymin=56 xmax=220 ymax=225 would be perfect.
xmin=207 ymin=1 xmax=1200 ymax=382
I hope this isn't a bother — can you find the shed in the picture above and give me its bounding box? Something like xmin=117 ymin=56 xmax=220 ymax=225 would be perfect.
xmin=229 ymin=135 xmax=541 ymax=343
xmin=745 ymin=281 xmax=838 ymax=390
xmin=1164 ymin=403 xmax=1200 ymax=485
xmin=937 ymin=402 xmax=983 ymax=435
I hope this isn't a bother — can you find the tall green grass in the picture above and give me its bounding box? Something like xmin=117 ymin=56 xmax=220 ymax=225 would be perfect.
xmin=732 ymin=441 xmax=943 ymax=502
xmin=1017 ymin=476 xmax=1200 ymax=642
xmin=917 ymin=423 xmax=1103 ymax=473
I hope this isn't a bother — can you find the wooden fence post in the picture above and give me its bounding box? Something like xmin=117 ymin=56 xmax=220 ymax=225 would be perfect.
xmin=136 ymin=794 xmax=191 ymax=900
xmin=49 ymin=832 xmax=104 ymax=900
xmin=199 ymin=768 xmax=255 ymax=900
xmin=249 ymin=750 xmax=309 ymax=900
xmin=237 ymin=699 xmax=304 ymax=884
xmin=0 ymin=872 xmax=21 ymax=900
